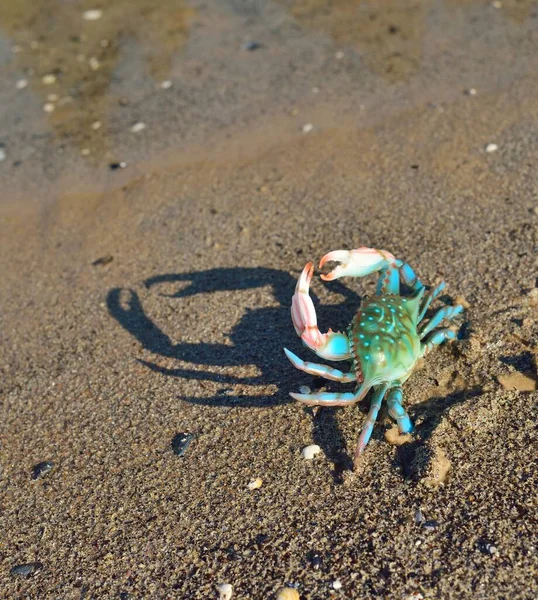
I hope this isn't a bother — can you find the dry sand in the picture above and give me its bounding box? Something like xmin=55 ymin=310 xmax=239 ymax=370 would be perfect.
xmin=0 ymin=0 xmax=537 ymax=598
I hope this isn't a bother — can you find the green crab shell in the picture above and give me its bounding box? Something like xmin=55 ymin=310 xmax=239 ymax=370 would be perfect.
xmin=348 ymin=295 xmax=423 ymax=385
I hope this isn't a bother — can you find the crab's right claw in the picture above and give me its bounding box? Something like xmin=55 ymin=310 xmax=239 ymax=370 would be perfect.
xmin=319 ymin=247 xmax=397 ymax=281
xmin=291 ymin=263 xmax=350 ymax=361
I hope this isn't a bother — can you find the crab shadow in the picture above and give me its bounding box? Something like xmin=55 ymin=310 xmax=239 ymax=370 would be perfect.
xmin=107 ymin=267 xmax=363 ymax=477
xmin=106 ymin=267 xmax=471 ymax=483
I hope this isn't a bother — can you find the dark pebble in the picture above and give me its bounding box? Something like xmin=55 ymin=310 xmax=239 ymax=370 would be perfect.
xmin=241 ymin=41 xmax=261 ymax=51
xmin=31 ymin=461 xmax=54 ymax=480
xmin=307 ymin=549 xmax=323 ymax=570
xmin=171 ymin=432 xmax=194 ymax=457
xmin=10 ymin=562 xmax=43 ymax=578
xmin=109 ymin=162 xmax=127 ymax=170
xmin=477 ymin=538 xmax=497 ymax=555
xmin=92 ymin=255 xmax=114 ymax=267
xmin=421 ymin=519 xmax=440 ymax=531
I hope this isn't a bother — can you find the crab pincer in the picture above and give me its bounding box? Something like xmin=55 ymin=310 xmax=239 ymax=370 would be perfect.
xmin=290 ymin=263 xmax=350 ymax=361
xmin=319 ymin=247 xmax=397 ymax=281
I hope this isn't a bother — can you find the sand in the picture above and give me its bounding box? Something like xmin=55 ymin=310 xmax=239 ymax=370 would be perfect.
xmin=0 ymin=0 xmax=537 ymax=598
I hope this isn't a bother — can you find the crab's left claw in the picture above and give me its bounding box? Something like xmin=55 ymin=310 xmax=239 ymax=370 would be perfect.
xmin=291 ymin=263 xmax=350 ymax=361
xmin=320 ymin=247 xmax=397 ymax=281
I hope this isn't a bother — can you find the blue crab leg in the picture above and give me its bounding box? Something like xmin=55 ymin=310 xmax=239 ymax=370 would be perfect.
xmin=419 ymin=304 xmax=464 ymax=338
xmin=398 ymin=262 xmax=425 ymax=295
xmin=284 ymin=348 xmax=356 ymax=383
xmin=290 ymin=381 xmax=371 ymax=407
xmin=418 ymin=281 xmax=446 ymax=322
xmin=385 ymin=386 xmax=413 ymax=434
xmin=376 ymin=263 xmax=401 ymax=295
xmin=353 ymin=383 xmax=389 ymax=466
xmin=422 ymin=328 xmax=457 ymax=353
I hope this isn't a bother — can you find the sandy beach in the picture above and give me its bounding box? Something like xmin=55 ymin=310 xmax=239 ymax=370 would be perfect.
xmin=0 ymin=0 xmax=537 ymax=598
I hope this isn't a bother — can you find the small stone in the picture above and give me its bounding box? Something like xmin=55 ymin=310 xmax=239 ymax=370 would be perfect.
xmin=32 ymin=461 xmax=54 ymax=480
xmin=160 ymin=80 xmax=173 ymax=89
xmin=92 ymin=255 xmax=113 ymax=266
xmin=91 ymin=120 xmax=102 ymax=130
xmin=0 ymin=147 xmax=6 ymax=162
xmin=307 ymin=550 xmax=323 ymax=570
xmin=109 ymin=162 xmax=127 ymax=170
xmin=16 ymin=78 xmax=28 ymax=90
xmin=421 ymin=519 xmax=440 ymax=531
xmin=302 ymin=123 xmax=313 ymax=134
xmin=276 ymin=587 xmax=300 ymax=600
xmin=10 ymin=562 xmax=43 ymax=578
xmin=81 ymin=148 xmax=91 ymax=156
xmin=47 ymin=94 xmax=59 ymax=102
xmin=405 ymin=594 xmax=424 ymax=600
xmin=242 ymin=41 xmax=261 ymax=51
xmin=101 ymin=39 xmax=109 ymax=48
xmin=485 ymin=143 xmax=498 ymax=153
xmin=216 ymin=583 xmax=233 ymax=600
xmin=42 ymin=74 xmax=56 ymax=85
xmin=414 ymin=509 xmax=425 ymax=525
xmin=335 ymin=51 xmax=344 ymax=59
xmin=312 ymin=87 xmax=320 ymax=93
xmin=43 ymin=103 xmax=55 ymax=113
xmin=492 ymin=0 xmax=502 ymax=7
xmin=247 ymin=478 xmax=263 ymax=490
xmin=498 ymin=372 xmax=537 ymax=392
xmin=171 ymin=432 xmax=194 ymax=456
xmin=89 ymin=57 xmax=100 ymax=71
xmin=30 ymin=41 xmax=39 ymax=50
xmin=130 ymin=122 xmax=146 ymax=133
xmin=477 ymin=539 xmax=498 ymax=555
xmin=301 ymin=444 xmax=321 ymax=460
xmin=332 ymin=580 xmax=342 ymax=590
xmin=299 ymin=386 xmax=310 ymax=394
xmin=465 ymin=88 xmax=477 ymax=96
xmin=83 ymin=9 xmax=103 ymax=20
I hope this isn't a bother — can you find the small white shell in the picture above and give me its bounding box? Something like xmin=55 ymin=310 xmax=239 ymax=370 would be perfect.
xmin=276 ymin=587 xmax=300 ymax=600
xmin=83 ymin=9 xmax=103 ymax=20
xmin=216 ymin=583 xmax=233 ymax=600
xmin=301 ymin=444 xmax=321 ymax=460
xmin=247 ymin=477 xmax=263 ymax=490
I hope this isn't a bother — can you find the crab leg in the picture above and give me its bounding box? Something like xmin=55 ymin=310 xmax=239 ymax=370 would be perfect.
xmin=418 ymin=281 xmax=446 ymax=322
xmin=354 ymin=383 xmax=389 ymax=468
xmin=284 ymin=348 xmax=356 ymax=382
xmin=422 ymin=328 xmax=457 ymax=354
xmin=291 ymin=263 xmax=351 ymax=361
xmin=291 ymin=381 xmax=371 ymax=406
xmin=419 ymin=304 xmax=463 ymax=338
xmin=385 ymin=386 xmax=413 ymax=434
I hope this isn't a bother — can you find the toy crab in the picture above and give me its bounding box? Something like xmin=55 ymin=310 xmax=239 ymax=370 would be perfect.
xmin=284 ymin=247 xmax=464 ymax=470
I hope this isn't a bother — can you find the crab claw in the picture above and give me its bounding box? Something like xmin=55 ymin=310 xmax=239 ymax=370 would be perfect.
xmin=319 ymin=247 xmax=396 ymax=281
xmin=291 ymin=263 xmax=350 ymax=361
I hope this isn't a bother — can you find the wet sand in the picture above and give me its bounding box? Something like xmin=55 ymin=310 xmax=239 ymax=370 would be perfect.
xmin=0 ymin=0 xmax=537 ymax=598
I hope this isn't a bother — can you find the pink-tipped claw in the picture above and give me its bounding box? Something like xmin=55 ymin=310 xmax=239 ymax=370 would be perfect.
xmin=319 ymin=247 xmax=396 ymax=281
xmin=291 ymin=262 xmax=351 ymax=360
